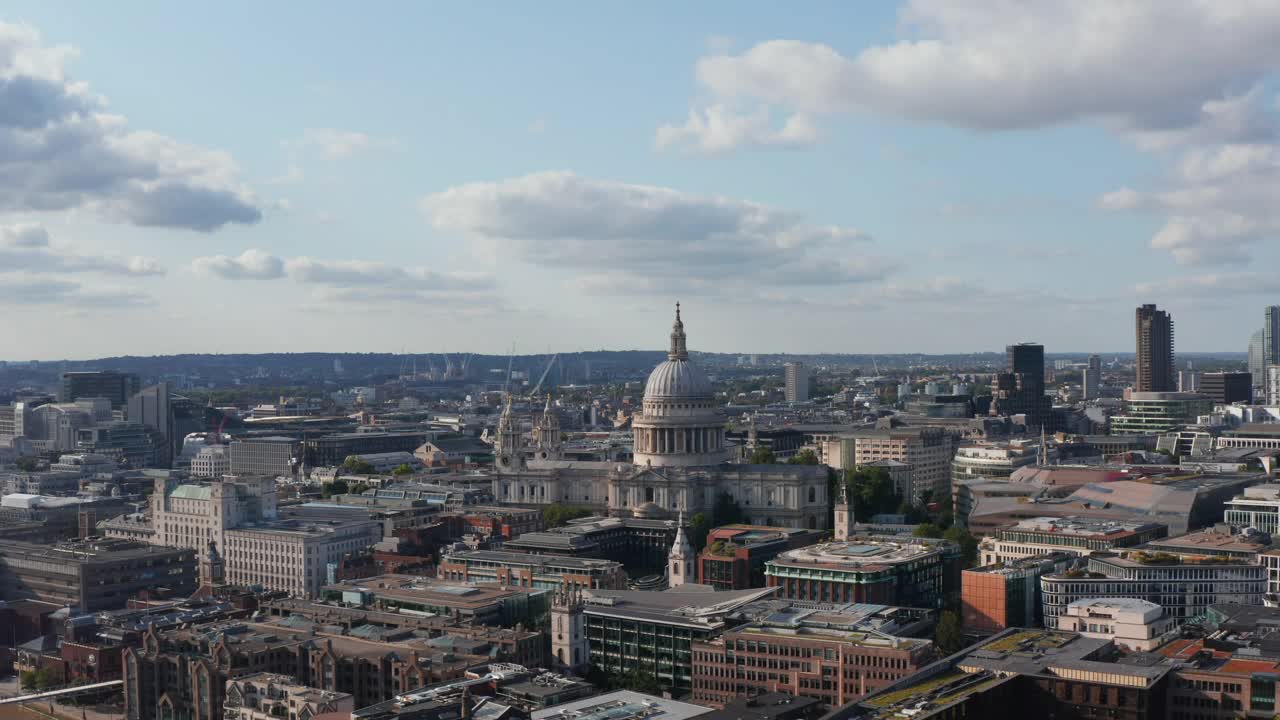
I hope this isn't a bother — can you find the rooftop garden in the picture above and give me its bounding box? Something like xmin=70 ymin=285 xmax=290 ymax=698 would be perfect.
xmin=982 ymin=630 xmax=1073 ymax=653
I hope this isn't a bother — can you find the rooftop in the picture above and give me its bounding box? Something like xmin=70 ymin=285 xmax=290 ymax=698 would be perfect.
xmin=582 ymin=586 xmax=777 ymax=628
xmin=769 ymin=536 xmax=955 ymax=571
xmin=1001 ymin=516 xmax=1164 ymax=538
xmin=531 ymin=691 xmax=711 ymax=720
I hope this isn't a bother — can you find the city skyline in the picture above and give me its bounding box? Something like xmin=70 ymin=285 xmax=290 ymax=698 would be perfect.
xmin=3 ymin=3 xmax=1280 ymax=358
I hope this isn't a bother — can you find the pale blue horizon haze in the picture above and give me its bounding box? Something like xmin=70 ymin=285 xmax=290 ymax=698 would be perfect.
xmin=1 ymin=2 xmax=1277 ymax=360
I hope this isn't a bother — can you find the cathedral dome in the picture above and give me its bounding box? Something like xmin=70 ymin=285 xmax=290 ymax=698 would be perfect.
xmin=644 ymin=359 xmax=712 ymax=400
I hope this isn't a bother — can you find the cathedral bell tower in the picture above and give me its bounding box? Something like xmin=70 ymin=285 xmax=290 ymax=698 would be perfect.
xmin=535 ymin=395 xmax=563 ymax=462
xmin=494 ymin=395 xmax=525 ymax=472
xmin=668 ymin=512 xmax=695 ymax=587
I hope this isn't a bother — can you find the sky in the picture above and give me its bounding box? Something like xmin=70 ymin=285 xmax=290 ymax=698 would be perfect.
xmin=2 ymin=1 xmax=1280 ymax=360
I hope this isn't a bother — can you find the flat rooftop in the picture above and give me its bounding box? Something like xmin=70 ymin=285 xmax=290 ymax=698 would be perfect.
xmin=1144 ymin=529 xmax=1270 ymax=555
xmin=444 ymin=549 xmax=622 ymax=572
xmin=1001 ymin=516 xmax=1164 ymax=537
xmin=323 ymin=575 xmax=528 ymax=607
xmin=531 ymin=691 xmax=711 ymax=720
xmin=770 ymin=536 xmax=952 ymax=570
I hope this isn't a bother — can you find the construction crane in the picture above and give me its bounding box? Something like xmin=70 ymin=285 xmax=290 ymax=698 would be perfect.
xmin=530 ymin=354 xmax=559 ymax=397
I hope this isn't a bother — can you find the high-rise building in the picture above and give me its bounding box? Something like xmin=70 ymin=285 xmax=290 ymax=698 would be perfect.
xmin=991 ymin=343 xmax=1051 ymax=430
xmin=1177 ymin=370 xmax=1200 ymax=393
xmin=1250 ymin=328 xmax=1267 ymax=388
xmin=1199 ymin=372 xmax=1252 ymax=404
xmin=1135 ymin=304 xmax=1174 ymax=392
xmin=1269 ymin=366 xmax=1280 ymax=406
xmin=1266 ymin=306 xmax=1280 ymax=367
xmin=127 ymin=382 xmax=173 ymax=464
xmin=784 ymin=362 xmax=811 ymax=402
xmin=1083 ymin=354 xmax=1101 ymax=400
xmin=59 ymin=371 xmax=141 ymax=410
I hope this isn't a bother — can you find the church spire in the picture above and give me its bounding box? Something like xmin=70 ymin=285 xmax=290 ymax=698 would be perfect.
xmin=669 ymin=302 xmax=689 ymax=361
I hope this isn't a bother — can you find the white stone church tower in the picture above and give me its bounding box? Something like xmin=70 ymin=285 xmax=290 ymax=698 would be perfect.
xmin=668 ymin=512 xmax=695 ymax=587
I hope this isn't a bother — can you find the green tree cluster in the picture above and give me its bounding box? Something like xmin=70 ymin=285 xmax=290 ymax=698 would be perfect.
xmin=943 ymin=526 xmax=980 ymax=567
xmin=689 ymin=512 xmax=711 ymax=551
xmin=341 ymin=456 xmax=377 ymax=475
xmin=787 ymin=448 xmax=819 ymax=465
xmin=934 ymin=611 xmax=963 ymax=655
xmin=711 ymin=492 xmax=745 ymax=526
xmin=543 ymin=504 xmax=593 ymax=528
xmin=392 ymin=463 xmax=415 ymax=476
xmin=15 ymin=456 xmax=39 ymax=472
xmin=837 ymin=466 xmax=899 ymax=521
xmin=748 ymin=447 xmax=777 ymax=464
xmin=321 ymin=479 xmax=349 ymax=498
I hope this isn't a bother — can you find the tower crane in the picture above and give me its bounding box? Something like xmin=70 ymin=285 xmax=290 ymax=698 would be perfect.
xmin=530 ymin=354 xmax=559 ymax=398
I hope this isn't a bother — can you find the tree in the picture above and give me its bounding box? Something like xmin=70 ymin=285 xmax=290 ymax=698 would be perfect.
xmin=543 ymin=504 xmax=593 ymax=528
xmin=350 ymin=482 xmax=370 ymax=495
xmin=392 ymin=463 xmax=414 ymax=476
xmin=841 ymin=467 xmax=897 ymax=521
xmin=913 ymin=523 xmax=945 ymax=539
xmin=14 ymin=456 xmax=39 ymax=472
xmin=341 ymin=456 xmax=376 ymax=475
xmin=788 ymin=449 xmax=819 ymax=465
xmin=689 ymin=512 xmax=711 ymax=551
xmin=19 ymin=671 xmax=34 ymax=689
xmin=748 ymin=447 xmax=777 ymax=464
xmin=321 ymin=479 xmax=350 ymax=498
xmin=935 ymin=611 xmax=963 ymax=655
xmin=625 ymin=668 xmax=662 ymax=695
xmin=944 ymin=526 xmax=980 ymax=567
xmin=33 ymin=668 xmax=54 ymax=691
xmin=711 ymin=492 xmax=745 ymax=526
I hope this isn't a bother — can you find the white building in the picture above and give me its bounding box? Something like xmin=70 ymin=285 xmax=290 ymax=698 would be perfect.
xmin=1269 ymin=365 xmax=1280 ymax=406
xmin=492 ymin=306 xmax=830 ymax=529
xmin=229 ymin=436 xmax=297 ymax=477
xmin=1057 ymin=598 xmax=1178 ymax=651
xmin=190 ymin=445 xmax=231 ymax=479
xmin=1225 ymin=484 xmax=1280 ymax=534
xmin=105 ymin=475 xmax=382 ymax=597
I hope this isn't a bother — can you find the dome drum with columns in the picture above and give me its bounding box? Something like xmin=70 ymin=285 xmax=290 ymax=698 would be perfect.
xmin=631 ymin=303 xmax=730 ymax=468
xmin=490 ymin=304 xmax=830 ymax=530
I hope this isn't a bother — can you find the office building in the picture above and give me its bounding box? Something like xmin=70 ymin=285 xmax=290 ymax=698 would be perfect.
xmin=533 ymin=692 xmax=712 ymax=720
xmin=60 ymin=371 xmax=141 ymax=410
xmin=103 ymin=476 xmax=382 ymax=598
xmin=74 ymin=422 xmax=170 ymax=469
xmin=1267 ymin=306 xmax=1280 ymax=368
xmin=229 ymin=436 xmax=298 ymax=477
xmin=1141 ymin=525 xmax=1271 ymax=563
xmin=565 ymin=585 xmax=776 ymax=692
xmin=1177 ymin=369 xmax=1200 ymax=393
xmin=1199 ymin=371 xmax=1252 ymax=404
xmin=224 ymin=673 xmax=354 ymax=720
xmin=1084 ymin=354 xmax=1101 ymax=400
xmin=1270 ymin=365 xmax=1280 ymax=406
xmin=697 ymin=524 xmax=824 ymax=590
xmin=1040 ymin=551 xmax=1265 ymax=628
xmin=318 ymin=575 xmax=550 ymax=627
xmin=765 ymin=536 xmax=962 ymax=608
xmin=691 ymin=601 xmax=935 ymax=708
xmin=0 ymin=538 xmax=196 ymax=611
xmin=1135 ymin=304 xmax=1175 ymax=392
xmin=304 ymin=431 xmax=430 ymax=467
xmin=126 ymin=383 xmax=173 ymax=461
xmin=960 ymin=553 xmax=1073 ymax=634
xmin=189 ymin=445 xmax=230 ymax=478
xmin=978 ymin=517 xmax=1168 ymax=566
xmin=1109 ymin=391 xmax=1212 ymax=435
xmin=823 ymin=427 xmax=955 ymax=504
xmin=1251 ymin=328 xmax=1267 ymax=389
xmin=1224 ymin=484 xmax=1280 ymax=534
xmin=784 ymin=362 xmax=812 ymax=403
xmin=437 ymin=549 xmax=627 ymax=590
xmin=991 ymin=343 xmax=1052 ymax=430
xmin=852 ymin=629 xmax=1171 ymax=720
xmin=1056 ymin=598 xmax=1177 ymax=652
xmin=495 ymin=515 xmax=682 ymax=571
xmin=950 ymin=440 xmax=1046 ymax=510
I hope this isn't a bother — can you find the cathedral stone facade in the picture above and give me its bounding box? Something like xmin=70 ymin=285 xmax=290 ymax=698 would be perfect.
xmin=493 ymin=306 xmax=830 ymax=530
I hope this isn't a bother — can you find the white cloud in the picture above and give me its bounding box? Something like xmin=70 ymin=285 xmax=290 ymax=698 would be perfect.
xmin=286 ymin=128 xmax=387 ymax=160
xmin=0 ymin=222 xmax=163 ymax=276
xmin=655 ymin=106 xmax=818 ymax=154
xmin=283 ymin=256 xmax=495 ymax=290
xmin=191 ymin=248 xmax=285 ymax=279
xmin=663 ymin=2 xmax=1280 ymax=263
xmin=190 ymin=250 xmax=496 ymax=298
xmin=420 ymin=171 xmax=888 ymax=291
xmin=0 ymin=275 xmax=152 ymax=308
xmin=676 ymin=3 xmax=1280 ymax=133
xmin=0 ymin=22 xmax=262 ymax=231
xmin=1136 ymin=271 xmax=1280 ymax=297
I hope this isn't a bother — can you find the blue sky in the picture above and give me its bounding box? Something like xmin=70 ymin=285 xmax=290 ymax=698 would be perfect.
xmin=2 ymin=2 xmax=1278 ymax=359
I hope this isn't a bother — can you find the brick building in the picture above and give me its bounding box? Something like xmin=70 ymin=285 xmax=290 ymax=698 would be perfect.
xmin=697 ymin=525 xmax=824 ymax=590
